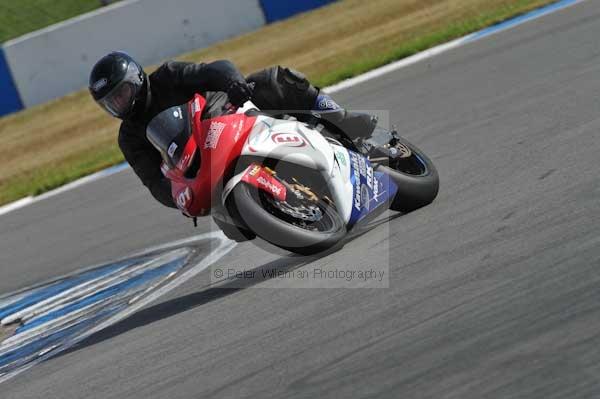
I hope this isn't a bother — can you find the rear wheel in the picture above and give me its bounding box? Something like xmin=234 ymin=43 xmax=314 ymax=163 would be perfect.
xmin=371 ymin=132 xmax=439 ymax=213
xmin=230 ymin=174 xmax=346 ymax=255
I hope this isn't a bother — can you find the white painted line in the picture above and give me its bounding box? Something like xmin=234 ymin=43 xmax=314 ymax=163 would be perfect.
xmin=0 ymin=197 xmax=33 ymax=217
xmin=1 ymin=249 xmax=188 ymax=326
xmin=0 ymin=0 xmax=587 ymax=218
xmin=463 ymin=0 xmax=585 ymax=43
xmin=34 ymin=163 xmax=129 ymax=203
xmin=84 ymin=231 xmax=236 ymax=338
xmin=324 ymin=37 xmax=468 ymax=94
xmin=0 ymin=301 xmax=102 ymax=351
xmin=0 ymin=231 xmax=236 ymax=383
xmin=21 ymin=251 xmax=187 ymax=326
xmin=128 ymin=271 xmax=177 ymax=304
xmin=0 ymin=162 xmax=129 ymax=217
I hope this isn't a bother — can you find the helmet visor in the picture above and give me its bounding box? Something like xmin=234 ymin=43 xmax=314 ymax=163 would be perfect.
xmin=93 ymin=60 xmax=144 ymax=118
xmin=97 ymin=81 xmax=136 ymax=118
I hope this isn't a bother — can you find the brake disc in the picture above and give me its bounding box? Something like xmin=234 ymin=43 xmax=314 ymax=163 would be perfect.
xmin=274 ymin=201 xmax=322 ymax=222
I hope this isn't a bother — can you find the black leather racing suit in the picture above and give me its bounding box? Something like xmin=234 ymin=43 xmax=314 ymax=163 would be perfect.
xmin=118 ymin=62 xmax=320 ymax=209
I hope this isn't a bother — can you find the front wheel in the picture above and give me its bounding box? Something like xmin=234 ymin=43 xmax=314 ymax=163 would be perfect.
xmin=230 ymin=178 xmax=346 ymax=255
xmin=375 ymin=134 xmax=439 ymax=213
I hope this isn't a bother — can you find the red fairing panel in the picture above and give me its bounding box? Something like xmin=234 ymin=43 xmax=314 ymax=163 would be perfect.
xmin=165 ymin=94 xmax=257 ymax=216
xmin=240 ymin=163 xmax=287 ymax=202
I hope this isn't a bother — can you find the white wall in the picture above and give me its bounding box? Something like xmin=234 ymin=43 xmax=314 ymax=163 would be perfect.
xmin=3 ymin=0 xmax=266 ymax=107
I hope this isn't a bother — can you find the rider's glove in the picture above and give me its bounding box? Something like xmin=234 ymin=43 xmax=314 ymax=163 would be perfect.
xmin=227 ymin=81 xmax=253 ymax=107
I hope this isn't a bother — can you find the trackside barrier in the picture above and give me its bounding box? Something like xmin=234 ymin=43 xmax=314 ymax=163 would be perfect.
xmin=258 ymin=0 xmax=336 ymax=23
xmin=0 ymin=0 xmax=338 ymax=117
xmin=1 ymin=0 xmax=267 ymax=112
xmin=0 ymin=46 xmax=23 ymax=115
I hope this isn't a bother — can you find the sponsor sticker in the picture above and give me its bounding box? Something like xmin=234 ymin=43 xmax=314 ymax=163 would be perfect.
xmin=316 ymin=94 xmax=341 ymax=111
xmin=354 ymin=176 xmax=361 ymax=211
xmin=248 ymin=164 xmax=261 ymax=176
xmin=366 ymin=165 xmax=374 ymax=189
xmin=348 ymin=151 xmax=393 ymax=226
xmin=360 ymin=184 xmax=370 ymax=211
xmin=257 ymin=176 xmax=284 ymax=198
xmin=335 ymin=150 xmax=347 ymax=167
xmin=176 ymin=187 xmax=193 ymax=211
xmin=233 ymin=119 xmax=244 ymax=142
xmin=318 ymin=97 xmax=340 ymax=110
xmin=167 ymin=142 xmax=178 ymax=157
xmin=350 ymin=152 xmax=362 ymax=212
xmin=242 ymin=164 xmax=286 ymax=201
xmin=358 ymin=156 xmax=367 ymax=177
xmin=204 ymin=121 xmax=226 ymax=149
xmin=373 ymin=178 xmax=379 ymax=202
xmin=192 ymin=97 xmax=202 ymax=113
xmin=91 ymin=78 xmax=107 ymax=92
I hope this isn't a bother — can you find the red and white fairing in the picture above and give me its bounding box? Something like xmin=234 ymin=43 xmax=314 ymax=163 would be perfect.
xmin=226 ymin=110 xmax=356 ymax=223
xmin=163 ymin=94 xmax=357 ymax=225
xmin=163 ymin=94 xmax=256 ymax=216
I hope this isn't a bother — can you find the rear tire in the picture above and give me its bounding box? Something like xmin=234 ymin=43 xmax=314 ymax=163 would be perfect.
xmin=382 ymin=136 xmax=439 ymax=213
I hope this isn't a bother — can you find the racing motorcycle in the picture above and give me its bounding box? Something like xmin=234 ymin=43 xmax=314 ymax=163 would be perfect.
xmin=146 ymin=94 xmax=439 ymax=255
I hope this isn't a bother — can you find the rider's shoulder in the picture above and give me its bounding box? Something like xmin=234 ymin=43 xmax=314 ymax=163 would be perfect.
xmin=152 ymin=60 xmax=193 ymax=76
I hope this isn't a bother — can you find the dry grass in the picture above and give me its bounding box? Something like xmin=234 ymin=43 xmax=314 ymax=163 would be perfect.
xmin=0 ymin=0 xmax=555 ymax=205
xmin=179 ymin=0 xmax=554 ymax=84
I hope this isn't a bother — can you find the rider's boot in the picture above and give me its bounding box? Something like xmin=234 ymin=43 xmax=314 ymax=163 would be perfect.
xmin=311 ymin=93 xmax=379 ymax=141
xmin=247 ymin=66 xmax=378 ymax=141
xmin=311 ymin=93 xmax=409 ymax=163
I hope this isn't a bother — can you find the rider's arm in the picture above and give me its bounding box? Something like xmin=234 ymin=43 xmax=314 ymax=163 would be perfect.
xmin=156 ymin=60 xmax=247 ymax=93
xmin=118 ymin=124 xmax=177 ymax=209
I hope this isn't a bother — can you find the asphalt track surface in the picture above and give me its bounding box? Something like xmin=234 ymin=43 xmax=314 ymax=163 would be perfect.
xmin=1 ymin=2 xmax=600 ymax=397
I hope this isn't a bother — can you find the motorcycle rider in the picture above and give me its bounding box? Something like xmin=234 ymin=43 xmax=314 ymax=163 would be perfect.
xmin=88 ymin=51 xmax=376 ymax=209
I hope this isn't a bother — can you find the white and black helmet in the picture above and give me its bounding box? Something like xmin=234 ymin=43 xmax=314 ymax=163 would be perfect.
xmin=89 ymin=52 xmax=147 ymax=118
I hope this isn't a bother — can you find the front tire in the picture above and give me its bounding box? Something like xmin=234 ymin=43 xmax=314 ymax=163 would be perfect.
xmin=230 ymin=182 xmax=346 ymax=255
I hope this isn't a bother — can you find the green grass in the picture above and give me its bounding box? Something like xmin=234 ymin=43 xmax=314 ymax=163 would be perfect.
xmin=1 ymin=144 xmax=123 ymax=201
xmin=0 ymin=0 xmax=103 ymax=43
xmin=0 ymin=0 xmax=558 ymax=206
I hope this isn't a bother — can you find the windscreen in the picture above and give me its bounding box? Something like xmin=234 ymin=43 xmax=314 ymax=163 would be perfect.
xmin=146 ymin=105 xmax=192 ymax=169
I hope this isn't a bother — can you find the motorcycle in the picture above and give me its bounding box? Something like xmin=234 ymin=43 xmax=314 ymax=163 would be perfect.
xmin=146 ymin=93 xmax=439 ymax=255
